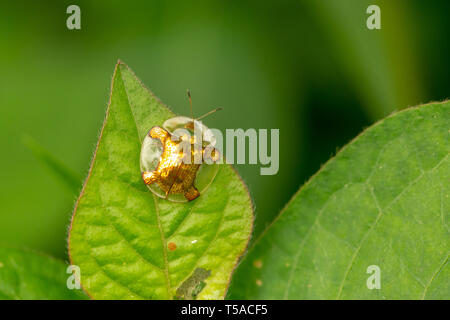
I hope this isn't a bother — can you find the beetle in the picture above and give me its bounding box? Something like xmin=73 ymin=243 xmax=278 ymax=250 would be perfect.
xmin=140 ymin=90 xmax=221 ymax=202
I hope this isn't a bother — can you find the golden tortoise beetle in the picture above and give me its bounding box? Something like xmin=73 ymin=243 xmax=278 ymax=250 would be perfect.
xmin=140 ymin=92 xmax=221 ymax=202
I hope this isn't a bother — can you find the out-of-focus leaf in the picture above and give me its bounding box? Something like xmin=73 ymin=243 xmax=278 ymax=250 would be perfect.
xmin=306 ymin=0 xmax=424 ymax=119
xmin=22 ymin=135 xmax=82 ymax=194
xmin=229 ymin=101 xmax=449 ymax=299
xmin=0 ymin=247 xmax=87 ymax=300
xmin=68 ymin=61 xmax=253 ymax=299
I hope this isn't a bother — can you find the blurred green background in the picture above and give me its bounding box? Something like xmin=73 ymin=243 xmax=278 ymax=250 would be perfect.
xmin=0 ymin=0 xmax=449 ymax=260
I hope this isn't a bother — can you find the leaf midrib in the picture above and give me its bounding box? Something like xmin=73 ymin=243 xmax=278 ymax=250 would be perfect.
xmin=119 ymin=63 xmax=224 ymax=299
xmin=121 ymin=67 xmax=224 ymax=299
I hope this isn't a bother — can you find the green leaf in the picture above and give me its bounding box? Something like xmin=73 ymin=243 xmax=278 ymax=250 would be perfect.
xmin=68 ymin=61 xmax=253 ymax=300
xmin=0 ymin=247 xmax=87 ymax=300
xmin=228 ymin=101 xmax=449 ymax=299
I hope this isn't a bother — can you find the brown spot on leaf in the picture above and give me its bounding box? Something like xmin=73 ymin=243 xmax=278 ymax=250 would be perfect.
xmin=253 ymin=259 xmax=263 ymax=268
xmin=168 ymin=242 xmax=177 ymax=251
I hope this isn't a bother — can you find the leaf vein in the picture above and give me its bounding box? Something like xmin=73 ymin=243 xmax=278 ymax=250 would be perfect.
xmin=336 ymin=152 xmax=448 ymax=299
xmin=88 ymin=246 xmax=145 ymax=299
xmin=282 ymin=191 xmax=340 ymax=299
xmin=107 ymin=221 xmax=164 ymax=272
xmin=421 ymin=252 xmax=449 ymax=299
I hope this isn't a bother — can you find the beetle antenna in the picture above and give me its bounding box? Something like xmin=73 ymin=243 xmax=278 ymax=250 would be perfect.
xmin=187 ymin=89 xmax=193 ymax=120
xmin=196 ymin=107 xmax=222 ymax=121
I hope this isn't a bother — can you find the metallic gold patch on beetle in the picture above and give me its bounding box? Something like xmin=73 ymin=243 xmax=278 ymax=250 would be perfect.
xmin=140 ymin=91 xmax=221 ymax=202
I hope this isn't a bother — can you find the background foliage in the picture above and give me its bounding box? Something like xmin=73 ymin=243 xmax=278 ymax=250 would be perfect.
xmin=229 ymin=102 xmax=449 ymax=299
xmin=1 ymin=0 xmax=449 ymax=265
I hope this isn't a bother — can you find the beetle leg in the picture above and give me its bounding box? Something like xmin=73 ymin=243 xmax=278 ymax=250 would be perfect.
xmin=210 ymin=148 xmax=220 ymax=162
xmin=142 ymin=171 xmax=158 ymax=185
xmin=203 ymin=145 xmax=220 ymax=163
xmin=149 ymin=126 xmax=170 ymax=143
xmin=184 ymin=186 xmax=200 ymax=201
